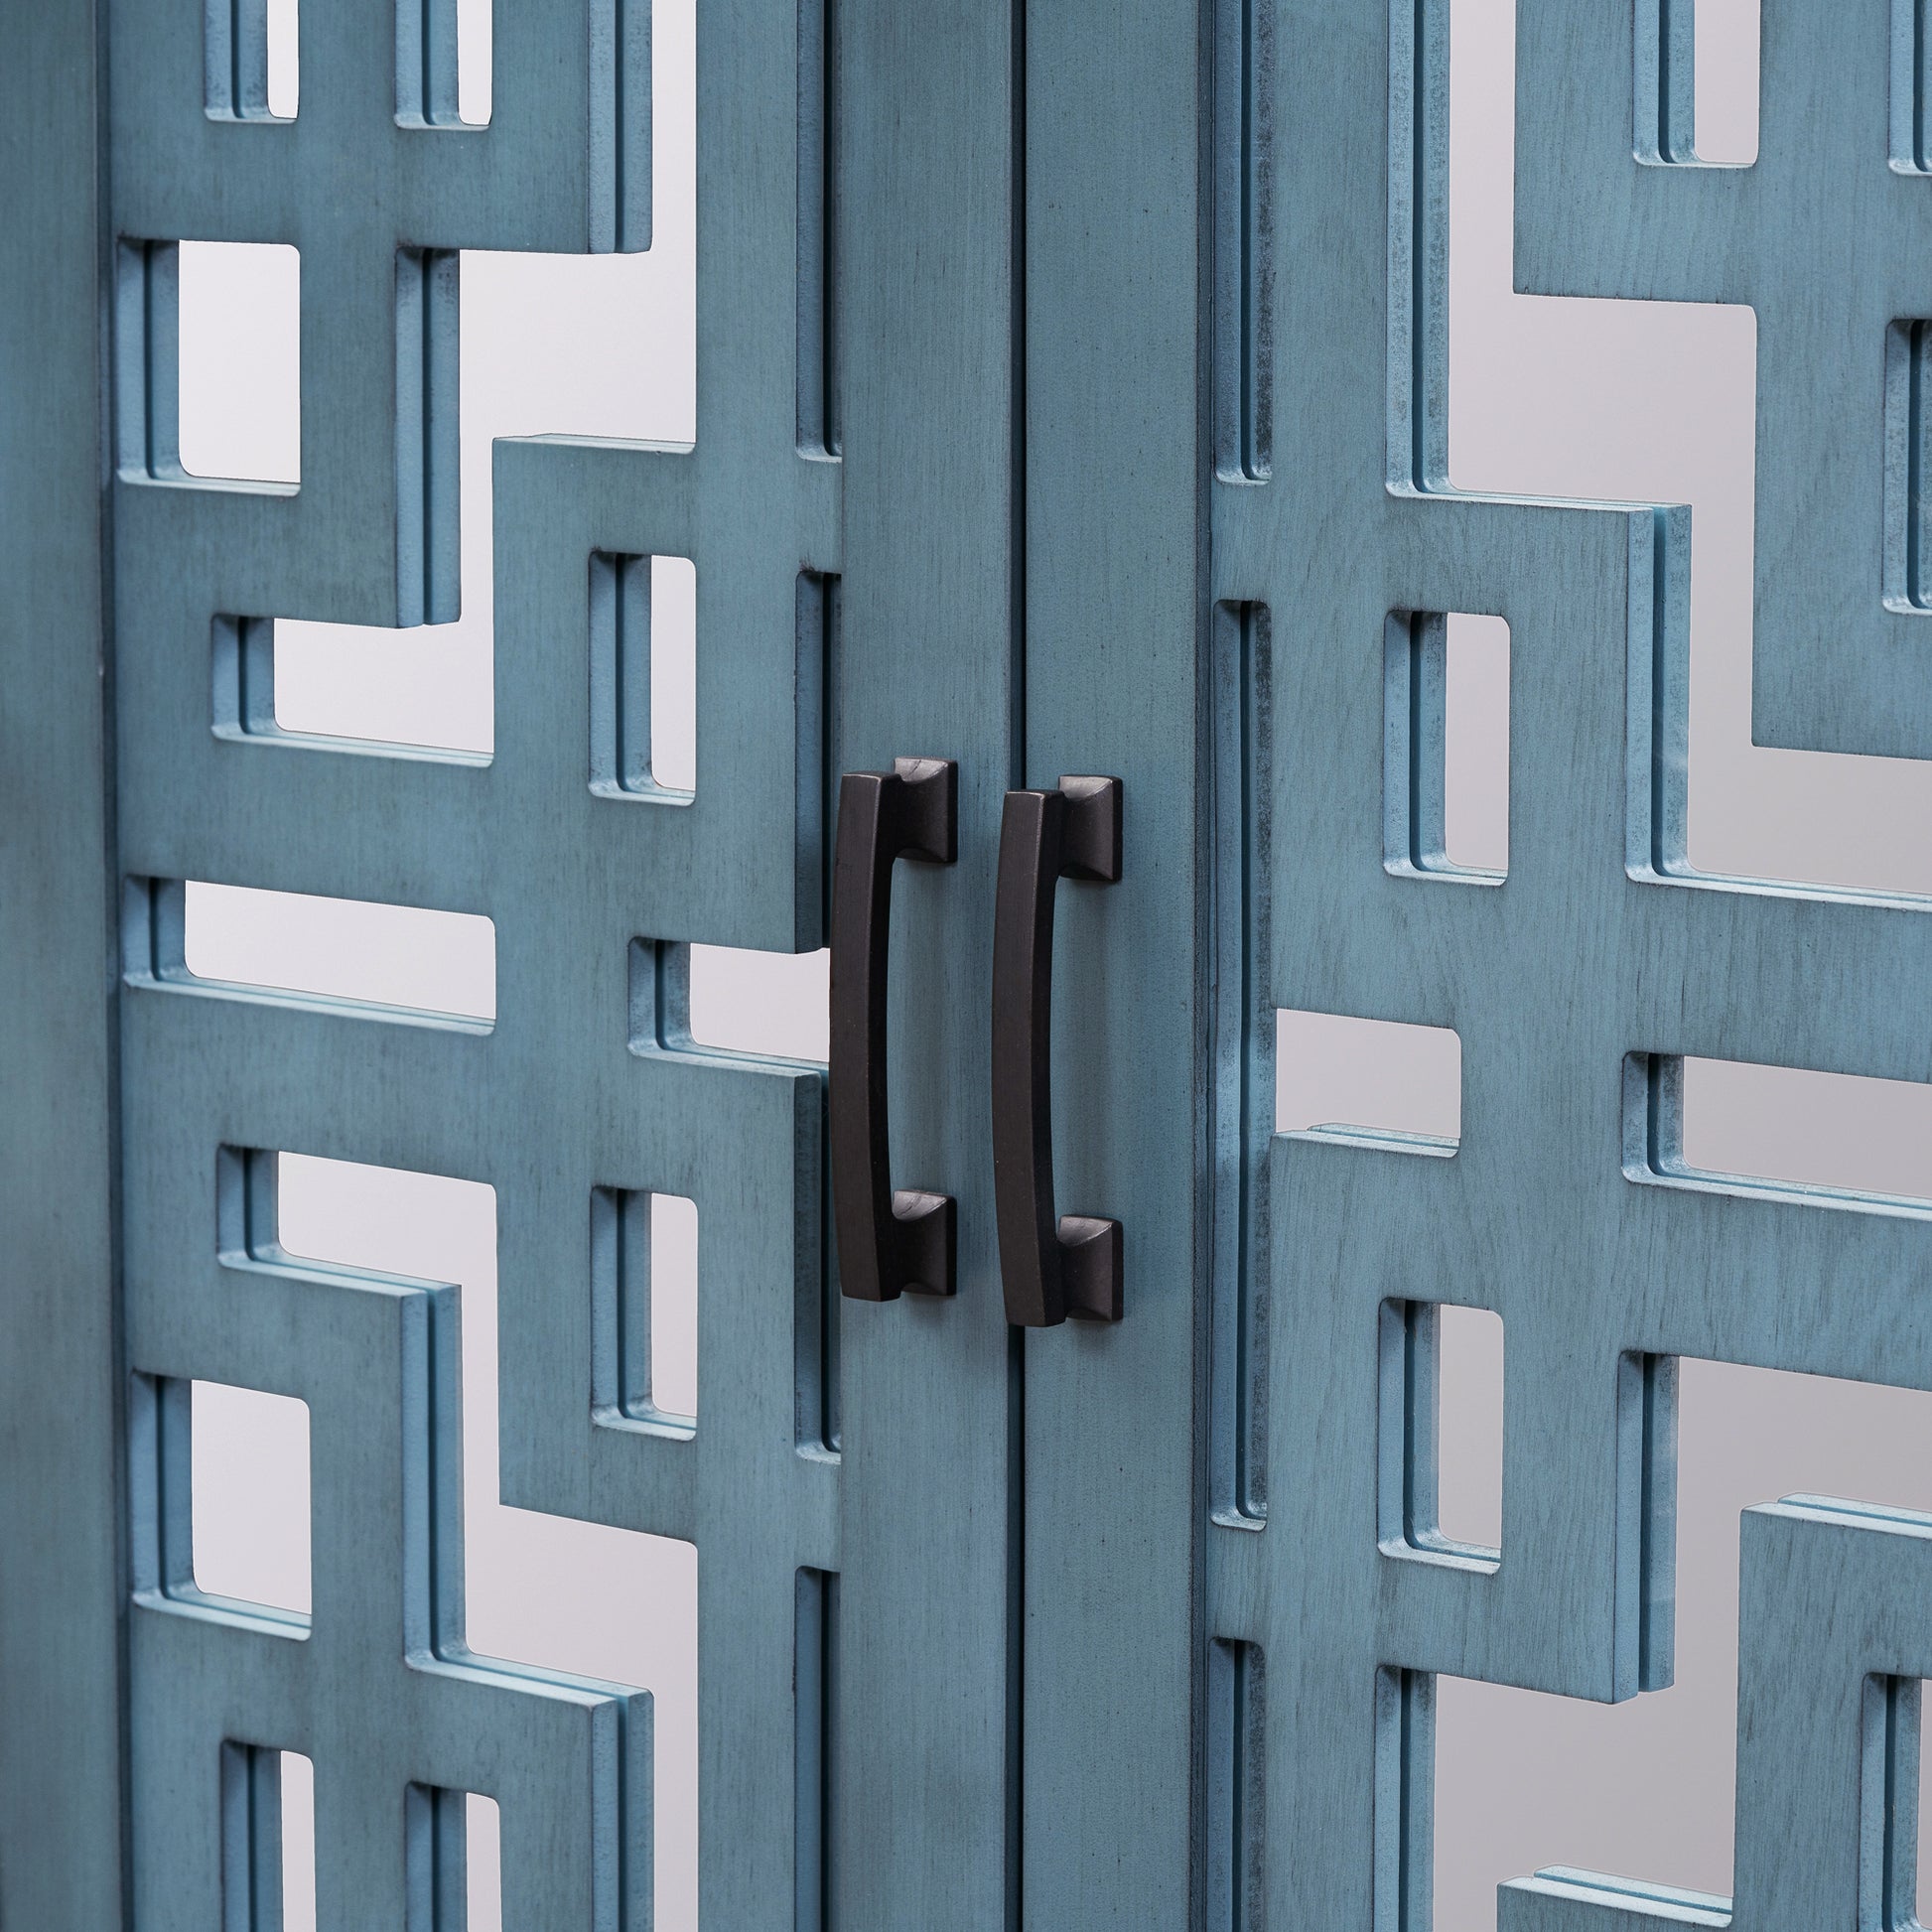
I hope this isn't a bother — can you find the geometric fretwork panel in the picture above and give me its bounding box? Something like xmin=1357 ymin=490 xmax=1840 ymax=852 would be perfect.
xmin=1209 ymin=6 xmax=1932 ymax=1932
xmin=112 ymin=3 xmax=837 ymax=1926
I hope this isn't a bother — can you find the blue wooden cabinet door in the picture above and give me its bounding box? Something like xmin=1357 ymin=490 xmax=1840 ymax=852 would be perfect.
xmin=102 ymin=1 xmax=847 ymax=1925
xmin=0 ymin=0 xmax=1032 ymax=1926
xmin=14 ymin=1 xmax=1932 ymax=1929
xmin=830 ymin=1 xmax=1026 ymax=1926
xmin=1020 ymin=1 xmax=1209 ymax=1923
xmin=1189 ymin=7 xmax=1932 ymax=1932
xmin=1021 ymin=4 xmax=1932 ymax=1931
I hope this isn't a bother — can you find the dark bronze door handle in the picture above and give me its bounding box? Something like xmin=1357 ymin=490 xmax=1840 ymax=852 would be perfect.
xmin=830 ymin=757 xmax=958 ymax=1301
xmin=991 ymin=775 xmax=1124 ymax=1326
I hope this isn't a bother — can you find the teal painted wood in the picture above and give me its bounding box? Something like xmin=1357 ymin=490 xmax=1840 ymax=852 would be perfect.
xmin=1209 ymin=7 xmax=1932 ymax=1932
xmin=1024 ymin=0 xmax=1209 ymax=1922
xmin=112 ymin=1 xmax=664 ymax=1924
xmin=79 ymin=0 xmax=1037 ymax=1922
xmin=1515 ymin=3 xmax=1932 ymax=760
xmin=14 ymin=0 xmax=1932 ymax=1926
xmin=0 ymin=4 xmax=129 ymax=1928
xmin=833 ymin=2 xmax=1023 ymax=1925
xmin=107 ymin=0 xmax=840 ymax=1925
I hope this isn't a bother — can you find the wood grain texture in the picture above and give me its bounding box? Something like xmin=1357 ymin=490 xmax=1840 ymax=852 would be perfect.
xmin=0 ymin=4 xmax=127 ymax=1927
xmin=1214 ymin=7 xmax=1932 ymax=1932
xmin=17 ymin=0 xmax=1932 ymax=1924
xmin=1516 ymin=1 xmax=1932 ymax=759
xmin=1025 ymin=0 xmax=1209 ymax=1922
xmin=108 ymin=1 xmax=835 ymax=1925
xmin=833 ymin=0 xmax=1023 ymax=1925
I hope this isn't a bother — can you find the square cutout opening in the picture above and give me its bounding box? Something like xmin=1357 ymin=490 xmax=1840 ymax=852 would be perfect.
xmin=1276 ymin=1009 xmax=1461 ymax=1154
xmin=1384 ymin=611 xmax=1509 ymax=882
xmin=593 ymin=1187 xmax=700 ymax=1427
xmin=192 ymin=1380 xmax=313 ymax=1615
xmin=590 ymin=553 xmax=697 ymax=800
xmin=177 ymin=241 xmax=302 ymax=485
xmin=1379 ymin=1300 xmax=1503 ymax=1563
xmin=689 ymin=941 xmax=826 ymax=1059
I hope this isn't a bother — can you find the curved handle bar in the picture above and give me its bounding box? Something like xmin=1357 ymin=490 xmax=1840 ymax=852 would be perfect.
xmin=830 ymin=757 xmax=958 ymax=1302
xmin=990 ymin=774 xmax=1124 ymax=1326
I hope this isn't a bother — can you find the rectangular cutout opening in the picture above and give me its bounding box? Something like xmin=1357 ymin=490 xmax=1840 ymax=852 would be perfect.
xmin=222 ymin=1743 xmax=314 ymax=1932
xmin=210 ymin=614 xmax=490 ymax=762
xmin=178 ymin=240 xmax=302 ymax=485
xmin=258 ymin=614 xmax=491 ymax=757
xmin=1862 ymin=1674 xmax=1925 ymax=1932
xmin=1276 ymin=1009 xmax=1461 ymax=1154
xmin=1211 ymin=0 xmax=1273 ymax=482
xmin=1897 ymin=0 xmax=1932 ymax=170
xmin=799 ymin=570 xmax=842 ymax=937
xmin=1885 ymin=320 xmax=1932 ymax=612
xmin=1207 ymin=1638 xmax=1266 ymax=1930
xmin=1385 ymin=611 xmax=1509 ymax=883
xmin=1624 ymin=1052 xmax=1932 ymax=1214
xmin=194 ymin=1380 xmax=314 ymax=1616
xmin=629 ymin=938 xmax=830 ymax=1063
xmin=590 ymin=553 xmax=697 ymax=800
xmin=406 ymin=1783 xmax=502 ymax=1930
xmin=397 ymin=0 xmax=493 ymax=127
xmin=795 ymin=1569 xmax=839 ymax=1932
xmin=1635 ymin=0 xmax=1759 ymax=166
xmin=690 ymin=942 xmax=828 ymax=1060
xmin=116 ymin=239 xmax=302 ymax=487
xmin=262 ymin=1152 xmax=691 ymax=1927
xmin=1428 ymin=1359 xmax=1932 ymax=1931
xmin=1212 ymin=602 xmax=1273 ymax=1525
xmin=125 ymin=877 xmax=495 ymax=1024
xmin=1374 ymin=1667 xmax=1436 ymax=1932
xmin=466 ymin=1793 xmax=501 ymax=1932
xmin=1378 ymin=1300 xmax=1503 ymax=1564
xmin=592 ymin=1186 xmax=699 ymax=1428
xmin=795 ymin=0 xmax=839 ymax=455
xmin=395 ymin=247 xmax=462 ymax=626
xmin=1693 ymin=0 xmax=1759 ymax=164
xmin=206 ymin=0 xmax=299 ymax=119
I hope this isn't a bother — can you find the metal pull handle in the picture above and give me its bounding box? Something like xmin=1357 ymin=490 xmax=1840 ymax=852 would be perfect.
xmin=830 ymin=757 xmax=958 ymax=1301
xmin=991 ymin=775 xmax=1124 ymax=1326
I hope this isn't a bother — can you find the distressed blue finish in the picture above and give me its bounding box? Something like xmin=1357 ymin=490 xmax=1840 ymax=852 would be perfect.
xmin=0 ymin=6 xmax=127 ymax=1929
xmin=108 ymin=0 xmax=845 ymax=1925
xmin=832 ymin=3 xmax=1026 ymax=1923
xmin=9 ymin=0 xmax=1932 ymax=1926
xmin=1207 ymin=6 xmax=1932 ymax=1932
xmin=1516 ymin=3 xmax=1932 ymax=760
xmin=109 ymin=1 xmax=671 ymax=1925
xmin=1023 ymin=0 xmax=1207 ymax=1919
xmin=53 ymin=0 xmax=1035 ymax=1921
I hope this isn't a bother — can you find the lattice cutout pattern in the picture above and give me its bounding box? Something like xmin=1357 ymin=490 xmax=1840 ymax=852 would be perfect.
xmin=114 ymin=2 xmax=836 ymax=1926
xmin=91 ymin=1 xmax=1932 ymax=1929
xmin=1208 ymin=6 xmax=1932 ymax=1932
